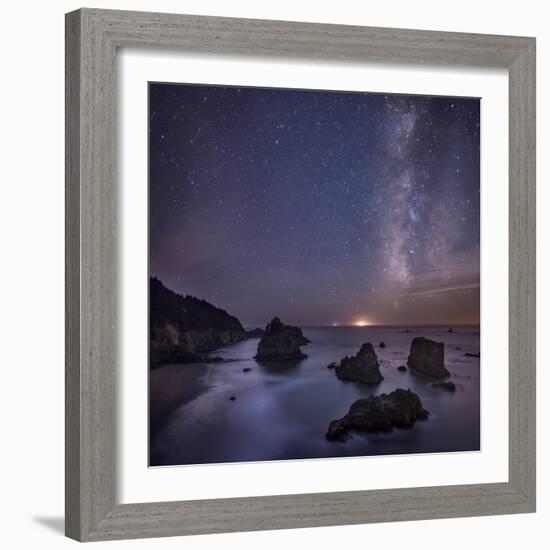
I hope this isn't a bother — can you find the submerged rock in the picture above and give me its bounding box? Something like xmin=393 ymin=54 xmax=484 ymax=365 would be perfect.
xmin=204 ymin=356 xmax=224 ymax=363
xmin=448 ymin=328 xmax=454 ymax=333
xmin=432 ymin=381 xmax=456 ymax=392
xmin=379 ymin=341 xmax=386 ymax=348
xmin=407 ymin=337 xmax=450 ymax=379
xmin=255 ymin=317 xmax=310 ymax=361
xmin=397 ymin=365 xmax=407 ymax=372
xmin=465 ymin=352 xmax=480 ymax=358
xmin=334 ymin=343 xmax=383 ymax=384
xmin=326 ymin=389 xmax=429 ymax=441
xmin=242 ymin=367 xmax=251 ymax=372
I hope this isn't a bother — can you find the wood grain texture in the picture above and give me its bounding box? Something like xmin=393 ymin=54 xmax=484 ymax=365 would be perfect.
xmin=65 ymin=8 xmax=536 ymax=542
xmin=65 ymin=10 xmax=81 ymax=541
xmin=508 ymin=40 xmax=536 ymax=508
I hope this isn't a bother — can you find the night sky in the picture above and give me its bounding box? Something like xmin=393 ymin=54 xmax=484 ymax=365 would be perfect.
xmin=149 ymin=83 xmax=480 ymax=327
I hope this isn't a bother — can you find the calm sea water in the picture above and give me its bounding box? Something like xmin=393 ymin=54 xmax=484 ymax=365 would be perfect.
xmin=150 ymin=326 xmax=480 ymax=466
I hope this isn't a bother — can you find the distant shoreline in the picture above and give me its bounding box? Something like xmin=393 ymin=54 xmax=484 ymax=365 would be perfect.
xmin=246 ymin=324 xmax=480 ymax=329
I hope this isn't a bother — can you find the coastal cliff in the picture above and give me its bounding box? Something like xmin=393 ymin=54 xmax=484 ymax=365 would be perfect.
xmin=150 ymin=277 xmax=247 ymax=367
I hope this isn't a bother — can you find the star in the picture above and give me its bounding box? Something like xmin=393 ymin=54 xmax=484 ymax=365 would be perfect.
xmin=149 ymin=82 xmax=480 ymax=326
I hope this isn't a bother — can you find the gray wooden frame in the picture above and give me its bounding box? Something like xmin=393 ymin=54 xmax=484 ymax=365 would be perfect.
xmin=65 ymin=8 xmax=536 ymax=542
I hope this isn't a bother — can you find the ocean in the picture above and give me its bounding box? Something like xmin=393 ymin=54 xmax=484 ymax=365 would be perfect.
xmin=149 ymin=325 xmax=480 ymax=466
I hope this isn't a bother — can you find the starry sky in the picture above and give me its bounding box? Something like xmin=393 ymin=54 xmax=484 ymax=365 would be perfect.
xmin=149 ymin=83 xmax=480 ymax=327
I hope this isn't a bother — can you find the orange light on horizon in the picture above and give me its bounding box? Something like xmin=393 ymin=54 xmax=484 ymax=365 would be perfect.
xmin=354 ymin=318 xmax=370 ymax=327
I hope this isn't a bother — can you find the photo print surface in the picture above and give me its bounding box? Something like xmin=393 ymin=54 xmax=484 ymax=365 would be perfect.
xmin=148 ymin=82 xmax=480 ymax=466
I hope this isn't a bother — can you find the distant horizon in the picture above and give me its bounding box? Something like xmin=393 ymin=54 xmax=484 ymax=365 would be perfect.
xmin=152 ymin=272 xmax=479 ymax=330
xmin=244 ymin=323 xmax=480 ymax=329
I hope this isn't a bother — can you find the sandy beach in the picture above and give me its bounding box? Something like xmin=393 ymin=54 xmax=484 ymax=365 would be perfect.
xmin=149 ymin=363 xmax=210 ymax=443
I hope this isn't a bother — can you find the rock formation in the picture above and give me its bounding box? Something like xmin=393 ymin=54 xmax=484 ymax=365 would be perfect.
xmin=334 ymin=343 xmax=383 ymax=384
xmin=326 ymin=389 xmax=429 ymax=441
xmin=407 ymin=337 xmax=450 ymax=379
xmin=254 ymin=317 xmax=310 ymax=361
xmin=149 ymin=277 xmax=248 ymax=368
xmin=204 ymin=356 xmax=224 ymax=364
xmin=432 ymin=381 xmax=456 ymax=392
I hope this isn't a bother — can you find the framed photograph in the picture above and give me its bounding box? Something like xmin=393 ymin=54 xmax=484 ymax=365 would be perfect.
xmin=65 ymin=8 xmax=536 ymax=542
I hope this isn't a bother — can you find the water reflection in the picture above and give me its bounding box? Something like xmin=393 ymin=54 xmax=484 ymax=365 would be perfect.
xmin=150 ymin=326 xmax=480 ymax=466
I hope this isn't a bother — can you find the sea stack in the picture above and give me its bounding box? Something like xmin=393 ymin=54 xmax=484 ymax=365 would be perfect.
xmin=255 ymin=317 xmax=310 ymax=361
xmin=334 ymin=343 xmax=383 ymax=384
xmin=407 ymin=337 xmax=450 ymax=379
xmin=326 ymin=389 xmax=429 ymax=441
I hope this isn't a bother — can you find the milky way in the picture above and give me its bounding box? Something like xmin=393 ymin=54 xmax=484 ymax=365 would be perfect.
xmin=149 ymin=83 xmax=480 ymax=327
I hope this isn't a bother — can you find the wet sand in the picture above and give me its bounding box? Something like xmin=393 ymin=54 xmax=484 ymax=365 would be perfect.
xmin=149 ymin=363 xmax=209 ymax=442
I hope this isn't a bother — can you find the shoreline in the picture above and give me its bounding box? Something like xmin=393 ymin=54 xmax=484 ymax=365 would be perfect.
xmin=149 ymin=363 xmax=211 ymax=441
xmin=149 ymin=327 xmax=480 ymax=466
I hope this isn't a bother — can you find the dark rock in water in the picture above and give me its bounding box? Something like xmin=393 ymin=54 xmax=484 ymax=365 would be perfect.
xmin=432 ymin=381 xmax=456 ymax=392
xmin=456 ymin=347 xmax=462 ymax=351
xmin=379 ymin=342 xmax=386 ymax=348
xmin=334 ymin=343 xmax=383 ymax=384
xmin=149 ymin=277 xmax=248 ymax=368
xmin=398 ymin=365 xmax=407 ymax=372
xmin=246 ymin=328 xmax=264 ymax=338
xmin=327 ymin=362 xmax=337 ymax=369
xmin=407 ymin=337 xmax=450 ymax=379
xmin=255 ymin=317 xmax=310 ymax=361
xmin=448 ymin=328 xmax=454 ymax=333
xmin=151 ymin=349 xmax=204 ymax=367
xmin=242 ymin=367 xmax=251 ymax=372
xmin=326 ymin=389 xmax=429 ymax=441
xmin=229 ymin=396 xmax=236 ymax=401
xmin=204 ymin=356 xmax=224 ymax=364
xmin=404 ymin=329 xmax=412 ymax=333
xmin=465 ymin=352 xmax=480 ymax=358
